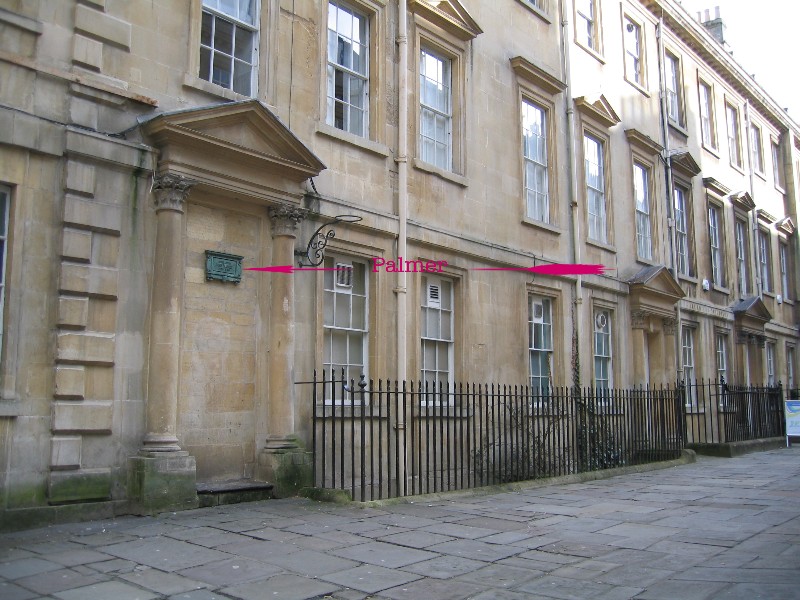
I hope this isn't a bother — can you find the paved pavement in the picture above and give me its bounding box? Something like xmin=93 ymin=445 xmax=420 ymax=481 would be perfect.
xmin=1 ymin=448 xmax=798 ymax=600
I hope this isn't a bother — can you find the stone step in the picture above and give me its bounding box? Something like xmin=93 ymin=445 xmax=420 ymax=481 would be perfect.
xmin=196 ymin=480 xmax=274 ymax=507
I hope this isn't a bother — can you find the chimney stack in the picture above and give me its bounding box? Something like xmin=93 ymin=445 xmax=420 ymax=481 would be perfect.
xmin=698 ymin=5 xmax=726 ymax=46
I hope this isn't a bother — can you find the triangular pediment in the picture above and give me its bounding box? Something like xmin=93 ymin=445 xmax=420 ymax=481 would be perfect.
xmin=628 ymin=265 xmax=685 ymax=317
xmin=575 ymin=95 xmax=621 ymax=128
xmin=410 ymin=0 xmax=482 ymax=41
xmin=777 ymin=216 xmax=795 ymax=236
xmin=141 ymin=100 xmax=325 ymax=184
xmin=732 ymin=296 xmax=772 ymax=325
xmin=670 ymin=151 xmax=701 ymax=178
xmin=729 ymin=191 xmax=755 ymax=212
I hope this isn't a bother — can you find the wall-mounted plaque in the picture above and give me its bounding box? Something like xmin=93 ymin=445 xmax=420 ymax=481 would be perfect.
xmin=205 ymin=250 xmax=243 ymax=284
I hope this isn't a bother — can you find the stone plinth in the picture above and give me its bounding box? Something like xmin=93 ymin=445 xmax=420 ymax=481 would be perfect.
xmin=128 ymin=453 xmax=198 ymax=515
xmin=256 ymin=436 xmax=312 ymax=498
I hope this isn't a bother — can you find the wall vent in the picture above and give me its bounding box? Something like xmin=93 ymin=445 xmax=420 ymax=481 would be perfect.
xmin=427 ymin=283 xmax=441 ymax=309
xmin=335 ymin=263 xmax=353 ymax=288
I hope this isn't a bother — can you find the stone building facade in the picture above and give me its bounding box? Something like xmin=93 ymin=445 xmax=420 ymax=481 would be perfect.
xmin=0 ymin=0 xmax=797 ymax=523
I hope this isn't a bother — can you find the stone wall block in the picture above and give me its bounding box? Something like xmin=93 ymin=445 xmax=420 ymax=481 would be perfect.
xmin=52 ymin=401 xmax=113 ymax=433
xmin=72 ymin=34 xmax=103 ymax=71
xmin=48 ymin=469 xmax=111 ymax=503
xmin=65 ymin=161 xmax=96 ymax=196
xmin=61 ymin=229 xmax=92 ymax=263
xmin=59 ymin=263 xmax=118 ymax=299
xmin=74 ymin=4 xmax=131 ymax=50
xmin=63 ymin=195 xmax=121 ymax=235
xmin=56 ymin=332 xmax=115 ymax=366
xmin=54 ymin=366 xmax=86 ymax=399
xmin=50 ymin=436 xmax=82 ymax=470
xmin=58 ymin=296 xmax=89 ymax=329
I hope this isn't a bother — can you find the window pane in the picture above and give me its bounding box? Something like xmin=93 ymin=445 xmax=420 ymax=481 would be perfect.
xmin=201 ymin=11 xmax=213 ymax=46
xmin=233 ymin=59 xmax=251 ymax=95
xmin=214 ymin=18 xmax=234 ymax=54
xmin=234 ymin=28 xmax=253 ymax=61
xmin=199 ymin=46 xmax=211 ymax=82
xmin=212 ymin=52 xmax=232 ymax=88
xmin=335 ymin=293 xmax=351 ymax=328
xmin=349 ymin=332 xmax=364 ymax=365
xmin=324 ymin=290 xmax=334 ymax=326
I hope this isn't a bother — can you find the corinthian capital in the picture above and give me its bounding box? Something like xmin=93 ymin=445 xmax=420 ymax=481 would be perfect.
xmin=662 ymin=317 xmax=678 ymax=336
xmin=269 ymin=204 xmax=306 ymax=237
xmin=152 ymin=173 xmax=197 ymax=213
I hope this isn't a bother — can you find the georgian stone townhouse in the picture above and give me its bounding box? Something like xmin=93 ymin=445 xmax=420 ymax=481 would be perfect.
xmin=0 ymin=0 xmax=796 ymax=523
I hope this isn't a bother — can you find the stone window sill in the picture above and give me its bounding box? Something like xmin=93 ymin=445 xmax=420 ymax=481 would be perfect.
xmin=316 ymin=123 xmax=390 ymax=158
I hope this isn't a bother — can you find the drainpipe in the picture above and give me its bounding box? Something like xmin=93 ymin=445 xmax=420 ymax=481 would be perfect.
xmin=559 ymin=0 xmax=582 ymax=388
xmin=657 ymin=18 xmax=683 ymax=383
xmin=743 ymin=101 xmax=762 ymax=298
xmin=396 ymin=0 xmax=409 ymax=491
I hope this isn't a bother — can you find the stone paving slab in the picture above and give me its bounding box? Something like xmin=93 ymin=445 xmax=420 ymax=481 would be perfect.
xmin=0 ymin=448 xmax=798 ymax=599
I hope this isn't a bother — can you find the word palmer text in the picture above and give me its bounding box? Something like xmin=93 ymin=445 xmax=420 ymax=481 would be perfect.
xmin=371 ymin=256 xmax=448 ymax=273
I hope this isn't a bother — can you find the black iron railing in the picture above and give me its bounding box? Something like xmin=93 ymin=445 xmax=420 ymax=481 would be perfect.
xmin=308 ymin=371 xmax=684 ymax=501
xmin=681 ymin=379 xmax=785 ymax=445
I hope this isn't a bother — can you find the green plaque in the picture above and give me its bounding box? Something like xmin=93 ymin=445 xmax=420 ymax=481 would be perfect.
xmin=205 ymin=250 xmax=243 ymax=284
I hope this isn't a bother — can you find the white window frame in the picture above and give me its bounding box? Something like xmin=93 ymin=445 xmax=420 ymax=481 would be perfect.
xmin=735 ymin=217 xmax=749 ymax=296
xmin=674 ymin=185 xmax=692 ymax=277
xmin=522 ymin=99 xmax=549 ymax=223
xmin=420 ymin=275 xmax=454 ymax=396
xmin=623 ymin=15 xmax=644 ymax=88
xmin=698 ymin=80 xmax=716 ymax=149
xmin=633 ymin=162 xmax=652 ymax=260
xmin=708 ymin=203 xmax=724 ymax=286
xmin=758 ymin=229 xmax=772 ymax=293
xmin=326 ymin=1 xmax=370 ymax=137
xmin=199 ymin=0 xmax=259 ymax=96
xmin=593 ymin=309 xmax=613 ymax=390
xmin=726 ymin=103 xmax=743 ymax=168
xmin=323 ymin=255 xmax=369 ymax=395
xmin=716 ymin=333 xmax=728 ymax=382
xmin=576 ymin=0 xmax=600 ymax=53
xmin=682 ymin=326 xmax=695 ymax=405
xmin=766 ymin=342 xmax=776 ymax=386
xmin=419 ymin=48 xmax=452 ymax=172
xmin=584 ymin=133 xmax=607 ymax=244
xmin=665 ymin=52 xmax=683 ymax=125
xmin=772 ymin=141 xmax=785 ymax=190
xmin=0 ymin=186 xmax=9 ymax=362
xmin=788 ymin=345 xmax=796 ymax=390
xmin=780 ymin=241 xmax=791 ymax=301
xmin=750 ymin=123 xmax=765 ymax=175
xmin=529 ymin=296 xmax=553 ymax=396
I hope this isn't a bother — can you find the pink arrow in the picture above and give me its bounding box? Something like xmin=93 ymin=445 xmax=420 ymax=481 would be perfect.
xmin=245 ymin=265 xmax=346 ymax=273
xmin=473 ymin=264 xmax=609 ymax=276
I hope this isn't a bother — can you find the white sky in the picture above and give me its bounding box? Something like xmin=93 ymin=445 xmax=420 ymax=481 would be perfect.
xmin=676 ymin=0 xmax=800 ymax=123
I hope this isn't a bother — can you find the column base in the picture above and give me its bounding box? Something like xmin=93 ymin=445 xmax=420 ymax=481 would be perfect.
xmin=255 ymin=435 xmax=312 ymax=498
xmin=141 ymin=433 xmax=182 ymax=452
xmin=127 ymin=452 xmax=198 ymax=515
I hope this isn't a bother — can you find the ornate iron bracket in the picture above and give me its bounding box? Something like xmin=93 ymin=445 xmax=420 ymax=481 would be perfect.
xmin=295 ymin=215 xmax=362 ymax=267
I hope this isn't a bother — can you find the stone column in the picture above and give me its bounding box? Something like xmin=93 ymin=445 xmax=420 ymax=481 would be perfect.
xmin=631 ymin=311 xmax=649 ymax=386
xmin=735 ymin=328 xmax=750 ymax=385
xmin=142 ymin=173 xmax=196 ymax=451
xmin=662 ymin=317 xmax=678 ymax=384
xmin=128 ymin=173 xmax=198 ymax=514
xmin=257 ymin=204 xmax=312 ymax=495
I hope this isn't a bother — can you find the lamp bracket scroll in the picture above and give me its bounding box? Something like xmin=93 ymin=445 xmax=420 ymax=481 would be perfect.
xmin=295 ymin=214 xmax=363 ymax=267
